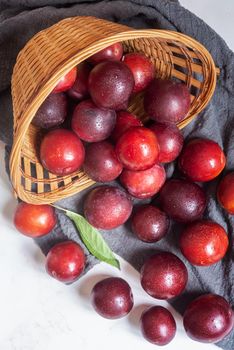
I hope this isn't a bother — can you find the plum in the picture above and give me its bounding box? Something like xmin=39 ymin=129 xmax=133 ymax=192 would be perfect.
xmin=88 ymin=43 xmax=123 ymax=65
xmin=115 ymin=126 xmax=159 ymax=171
xmin=159 ymin=179 xmax=207 ymax=223
xmin=140 ymin=306 xmax=176 ymax=345
xmin=179 ymin=138 xmax=226 ymax=182
xmin=46 ymin=241 xmax=85 ymax=283
xmin=71 ymin=99 xmax=116 ymax=142
xmin=32 ymin=93 xmax=67 ymax=129
xmin=88 ymin=61 xmax=134 ymax=110
xmin=123 ymin=52 xmax=155 ymax=93
xmin=217 ymin=172 xmax=234 ymax=214
xmin=131 ymin=205 xmax=169 ymax=243
xmin=40 ymin=129 xmax=85 ymax=176
xmin=183 ymin=294 xmax=234 ymax=343
xmin=144 ymin=78 xmax=191 ymax=124
xmin=84 ymin=185 xmax=132 ymax=230
xmin=179 ymin=220 xmax=228 ymax=266
xmin=53 ymin=67 xmax=77 ymax=93
xmin=150 ymin=122 xmax=183 ymax=163
xmin=67 ymin=62 xmax=91 ymax=101
xmin=14 ymin=202 xmax=56 ymax=237
xmin=111 ymin=111 xmax=143 ymax=143
xmin=120 ymin=163 xmax=165 ymax=199
xmin=140 ymin=251 xmax=188 ymax=299
xmin=91 ymin=277 xmax=133 ymax=319
xmin=83 ymin=141 xmax=123 ymax=182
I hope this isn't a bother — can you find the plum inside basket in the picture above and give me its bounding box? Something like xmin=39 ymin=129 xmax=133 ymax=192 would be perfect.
xmin=10 ymin=16 xmax=217 ymax=204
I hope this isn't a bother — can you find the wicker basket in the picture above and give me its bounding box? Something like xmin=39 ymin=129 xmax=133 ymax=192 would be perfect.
xmin=10 ymin=16 xmax=217 ymax=204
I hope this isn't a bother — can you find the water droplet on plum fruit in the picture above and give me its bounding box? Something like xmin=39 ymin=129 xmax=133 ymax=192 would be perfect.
xmin=144 ymin=78 xmax=191 ymax=124
xmin=91 ymin=277 xmax=133 ymax=319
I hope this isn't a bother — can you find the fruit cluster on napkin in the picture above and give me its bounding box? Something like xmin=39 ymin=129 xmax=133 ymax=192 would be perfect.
xmin=1 ymin=1 xmax=234 ymax=349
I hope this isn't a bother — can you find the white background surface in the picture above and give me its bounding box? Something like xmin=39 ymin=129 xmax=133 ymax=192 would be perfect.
xmin=1 ymin=1 xmax=233 ymax=349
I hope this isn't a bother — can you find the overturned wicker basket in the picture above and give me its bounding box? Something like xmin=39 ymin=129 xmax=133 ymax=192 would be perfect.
xmin=10 ymin=16 xmax=217 ymax=204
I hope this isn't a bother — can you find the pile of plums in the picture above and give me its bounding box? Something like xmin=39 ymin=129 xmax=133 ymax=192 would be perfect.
xmin=13 ymin=42 xmax=234 ymax=346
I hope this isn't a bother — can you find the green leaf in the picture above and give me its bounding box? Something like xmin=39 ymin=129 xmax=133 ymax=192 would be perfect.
xmin=65 ymin=209 xmax=120 ymax=270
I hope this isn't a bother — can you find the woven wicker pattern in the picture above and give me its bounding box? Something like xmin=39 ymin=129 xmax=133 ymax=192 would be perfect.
xmin=10 ymin=16 xmax=217 ymax=204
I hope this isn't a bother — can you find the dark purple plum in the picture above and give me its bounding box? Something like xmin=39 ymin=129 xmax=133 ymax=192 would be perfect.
xmin=71 ymin=99 xmax=116 ymax=142
xmin=32 ymin=93 xmax=67 ymax=129
xmin=88 ymin=61 xmax=134 ymax=110
xmin=159 ymin=179 xmax=206 ymax=223
xmin=183 ymin=294 xmax=234 ymax=343
xmin=140 ymin=252 xmax=188 ymax=299
xmin=91 ymin=277 xmax=134 ymax=319
xmin=144 ymin=78 xmax=191 ymax=124
xmin=140 ymin=306 xmax=176 ymax=345
xmin=150 ymin=122 xmax=184 ymax=163
xmin=83 ymin=141 xmax=123 ymax=182
xmin=84 ymin=185 xmax=132 ymax=230
xmin=131 ymin=205 xmax=169 ymax=243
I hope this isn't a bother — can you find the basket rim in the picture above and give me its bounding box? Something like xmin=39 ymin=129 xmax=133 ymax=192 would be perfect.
xmin=10 ymin=16 xmax=217 ymax=203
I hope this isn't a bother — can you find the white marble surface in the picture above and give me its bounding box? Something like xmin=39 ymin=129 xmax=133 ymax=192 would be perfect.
xmin=1 ymin=2 xmax=233 ymax=349
xmin=0 ymin=140 xmax=218 ymax=350
xmin=181 ymin=0 xmax=234 ymax=51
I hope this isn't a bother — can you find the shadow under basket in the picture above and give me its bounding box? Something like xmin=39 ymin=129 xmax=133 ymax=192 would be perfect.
xmin=10 ymin=16 xmax=217 ymax=204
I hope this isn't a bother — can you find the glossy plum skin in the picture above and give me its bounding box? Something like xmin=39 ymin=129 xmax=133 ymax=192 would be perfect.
xmin=179 ymin=138 xmax=226 ymax=182
xmin=88 ymin=43 xmax=123 ymax=65
xmin=114 ymin=100 xmax=129 ymax=110
xmin=131 ymin=205 xmax=169 ymax=243
xmin=111 ymin=111 xmax=143 ymax=143
xmin=120 ymin=163 xmax=165 ymax=199
xmin=144 ymin=78 xmax=191 ymax=124
xmin=183 ymin=294 xmax=234 ymax=343
xmin=67 ymin=62 xmax=91 ymax=100
xmin=32 ymin=93 xmax=67 ymax=129
xmin=123 ymin=53 xmax=155 ymax=93
xmin=140 ymin=252 xmax=188 ymax=299
xmin=40 ymin=129 xmax=85 ymax=176
xmin=91 ymin=277 xmax=134 ymax=319
xmin=160 ymin=179 xmax=207 ymax=223
xmin=45 ymin=241 xmax=85 ymax=283
xmin=84 ymin=185 xmax=133 ymax=230
xmin=150 ymin=122 xmax=184 ymax=163
xmin=14 ymin=202 xmax=56 ymax=237
xmin=180 ymin=220 xmax=228 ymax=266
xmin=217 ymin=172 xmax=234 ymax=214
xmin=83 ymin=141 xmax=123 ymax=182
xmin=53 ymin=67 xmax=77 ymax=93
xmin=71 ymin=99 xmax=116 ymax=142
xmin=115 ymin=127 xmax=159 ymax=171
xmin=88 ymin=61 xmax=134 ymax=110
xmin=140 ymin=306 xmax=176 ymax=345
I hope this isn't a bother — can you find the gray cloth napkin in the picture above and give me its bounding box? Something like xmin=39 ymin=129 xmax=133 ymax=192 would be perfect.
xmin=1 ymin=1 xmax=234 ymax=349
